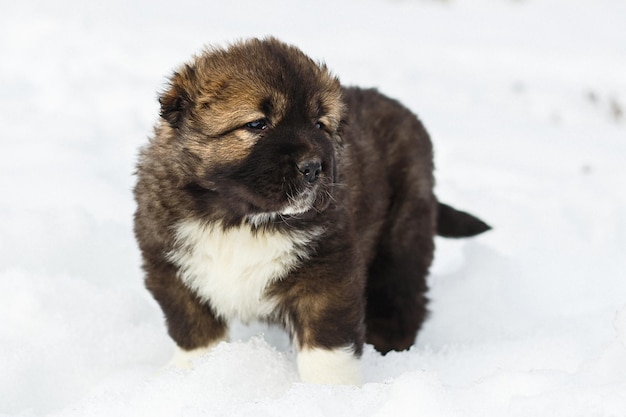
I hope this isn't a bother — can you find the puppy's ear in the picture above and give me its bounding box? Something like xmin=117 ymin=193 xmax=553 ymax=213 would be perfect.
xmin=159 ymin=65 xmax=196 ymax=129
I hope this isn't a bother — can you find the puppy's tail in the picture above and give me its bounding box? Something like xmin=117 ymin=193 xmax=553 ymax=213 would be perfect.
xmin=437 ymin=202 xmax=491 ymax=238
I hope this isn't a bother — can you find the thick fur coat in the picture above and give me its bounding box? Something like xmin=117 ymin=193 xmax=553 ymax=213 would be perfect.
xmin=134 ymin=38 xmax=490 ymax=385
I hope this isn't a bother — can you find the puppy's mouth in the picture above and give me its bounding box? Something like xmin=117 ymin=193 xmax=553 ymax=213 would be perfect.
xmin=280 ymin=187 xmax=318 ymax=216
xmin=244 ymin=182 xmax=331 ymax=227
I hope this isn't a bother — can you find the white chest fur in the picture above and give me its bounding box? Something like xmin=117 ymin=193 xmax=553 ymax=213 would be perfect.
xmin=168 ymin=219 xmax=321 ymax=322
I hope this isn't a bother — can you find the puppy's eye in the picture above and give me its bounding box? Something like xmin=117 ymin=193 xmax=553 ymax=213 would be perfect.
xmin=315 ymin=121 xmax=325 ymax=130
xmin=246 ymin=119 xmax=268 ymax=131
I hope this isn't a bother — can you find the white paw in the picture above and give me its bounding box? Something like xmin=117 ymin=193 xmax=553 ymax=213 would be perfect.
xmin=167 ymin=345 xmax=214 ymax=369
xmin=159 ymin=340 xmax=224 ymax=374
xmin=297 ymin=346 xmax=362 ymax=385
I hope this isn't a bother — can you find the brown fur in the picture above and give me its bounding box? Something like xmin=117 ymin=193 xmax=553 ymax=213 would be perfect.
xmin=134 ymin=38 xmax=490 ymax=366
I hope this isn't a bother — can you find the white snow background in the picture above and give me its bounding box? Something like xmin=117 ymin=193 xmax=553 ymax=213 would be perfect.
xmin=2 ymin=0 xmax=626 ymax=416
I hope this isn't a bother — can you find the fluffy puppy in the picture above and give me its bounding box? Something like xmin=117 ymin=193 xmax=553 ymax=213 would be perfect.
xmin=134 ymin=37 xmax=490 ymax=385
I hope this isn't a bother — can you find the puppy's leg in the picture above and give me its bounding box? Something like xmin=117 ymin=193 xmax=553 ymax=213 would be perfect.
xmin=145 ymin=263 xmax=227 ymax=369
xmin=285 ymin=272 xmax=366 ymax=385
xmin=365 ymin=196 xmax=435 ymax=354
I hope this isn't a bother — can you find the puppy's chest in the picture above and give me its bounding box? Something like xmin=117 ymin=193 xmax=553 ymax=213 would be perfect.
xmin=168 ymin=220 xmax=319 ymax=322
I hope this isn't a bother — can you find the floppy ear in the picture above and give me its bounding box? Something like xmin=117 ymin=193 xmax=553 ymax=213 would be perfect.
xmin=159 ymin=65 xmax=196 ymax=129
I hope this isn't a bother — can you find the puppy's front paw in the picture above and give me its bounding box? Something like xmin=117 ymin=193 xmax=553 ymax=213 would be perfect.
xmin=156 ymin=344 xmax=219 ymax=376
xmin=297 ymin=346 xmax=362 ymax=386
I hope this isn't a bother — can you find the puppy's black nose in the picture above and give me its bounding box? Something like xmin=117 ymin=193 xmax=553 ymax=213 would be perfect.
xmin=297 ymin=160 xmax=322 ymax=183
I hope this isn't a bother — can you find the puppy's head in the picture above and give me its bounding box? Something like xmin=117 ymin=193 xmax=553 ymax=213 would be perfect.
xmin=158 ymin=37 xmax=345 ymax=223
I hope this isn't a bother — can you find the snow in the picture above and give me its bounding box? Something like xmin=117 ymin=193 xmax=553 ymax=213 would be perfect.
xmin=1 ymin=0 xmax=626 ymax=415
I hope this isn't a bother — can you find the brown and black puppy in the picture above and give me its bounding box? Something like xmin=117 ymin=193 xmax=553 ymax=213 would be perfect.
xmin=134 ymin=37 xmax=490 ymax=385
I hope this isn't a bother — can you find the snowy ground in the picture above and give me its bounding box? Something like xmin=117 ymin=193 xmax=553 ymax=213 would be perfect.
xmin=2 ymin=0 xmax=626 ymax=416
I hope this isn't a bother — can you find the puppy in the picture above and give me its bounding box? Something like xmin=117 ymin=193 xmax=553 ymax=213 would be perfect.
xmin=134 ymin=37 xmax=490 ymax=385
